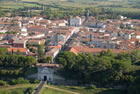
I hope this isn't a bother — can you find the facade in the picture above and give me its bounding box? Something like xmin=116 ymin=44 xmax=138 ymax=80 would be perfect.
xmin=70 ymin=16 xmax=82 ymax=26
xmin=37 ymin=63 xmax=64 ymax=84
xmin=13 ymin=39 xmax=26 ymax=48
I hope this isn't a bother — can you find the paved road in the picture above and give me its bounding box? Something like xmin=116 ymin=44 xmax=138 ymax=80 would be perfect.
xmin=34 ymin=81 xmax=46 ymax=94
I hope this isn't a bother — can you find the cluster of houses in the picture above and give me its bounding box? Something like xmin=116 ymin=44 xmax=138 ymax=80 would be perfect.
xmin=0 ymin=16 xmax=78 ymax=57
xmin=65 ymin=16 xmax=140 ymax=55
xmin=1 ymin=15 xmax=140 ymax=82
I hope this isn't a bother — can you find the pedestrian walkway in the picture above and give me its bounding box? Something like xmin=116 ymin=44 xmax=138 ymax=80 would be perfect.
xmin=34 ymin=81 xmax=46 ymax=94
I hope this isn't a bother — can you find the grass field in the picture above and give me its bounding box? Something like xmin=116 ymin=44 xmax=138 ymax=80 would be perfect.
xmin=40 ymin=87 xmax=73 ymax=94
xmin=0 ymin=84 xmax=38 ymax=94
xmin=0 ymin=0 xmax=140 ymax=12
xmin=40 ymin=85 xmax=126 ymax=94
xmin=0 ymin=84 xmax=126 ymax=94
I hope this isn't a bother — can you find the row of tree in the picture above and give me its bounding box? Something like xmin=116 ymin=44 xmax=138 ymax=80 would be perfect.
xmin=0 ymin=55 xmax=37 ymax=67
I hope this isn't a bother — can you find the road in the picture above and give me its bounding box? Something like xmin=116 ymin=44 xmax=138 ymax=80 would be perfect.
xmin=34 ymin=81 xmax=46 ymax=94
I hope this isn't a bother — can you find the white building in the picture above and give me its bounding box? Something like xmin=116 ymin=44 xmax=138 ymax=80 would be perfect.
xmin=70 ymin=16 xmax=82 ymax=26
xmin=37 ymin=63 xmax=64 ymax=84
xmin=0 ymin=30 xmax=8 ymax=33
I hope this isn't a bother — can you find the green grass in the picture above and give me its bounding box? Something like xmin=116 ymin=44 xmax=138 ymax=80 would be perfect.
xmin=0 ymin=84 xmax=38 ymax=94
xmin=40 ymin=87 xmax=73 ymax=94
xmin=0 ymin=0 xmax=140 ymax=12
xmin=51 ymin=85 xmax=126 ymax=94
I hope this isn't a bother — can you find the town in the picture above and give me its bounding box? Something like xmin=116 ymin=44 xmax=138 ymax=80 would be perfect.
xmin=0 ymin=14 xmax=140 ymax=94
xmin=0 ymin=15 xmax=140 ymax=61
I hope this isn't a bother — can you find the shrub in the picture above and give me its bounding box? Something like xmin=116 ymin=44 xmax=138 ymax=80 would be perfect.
xmin=25 ymin=87 xmax=34 ymax=94
xmin=33 ymin=79 xmax=40 ymax=84
xmin=0 ymin=80 xmax=7 ymax=86
xmin=11 ymin=77 xmax=30 ymax=85
xmin=12 ymin=90 xmax=24 ymax=94
xmin=89 ymin=84 xmax=96 ymax=89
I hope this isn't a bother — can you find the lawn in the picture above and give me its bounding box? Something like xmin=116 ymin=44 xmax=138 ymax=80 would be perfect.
xmin=40 ymin=87 xmax=73 ymax=94
xmin=0 ymin=84 xmax=38 ymax=94
xmin=51 ymin=85 xmax=126 ymax=94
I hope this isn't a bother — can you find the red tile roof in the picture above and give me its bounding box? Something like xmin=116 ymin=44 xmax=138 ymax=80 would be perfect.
xmin=67 ymin=46 xmax=129 ymax=54
xmin=36 ymin=63 xmax=60 ymax=68
xmin=8 ymin=48 xmax=27 ymax=53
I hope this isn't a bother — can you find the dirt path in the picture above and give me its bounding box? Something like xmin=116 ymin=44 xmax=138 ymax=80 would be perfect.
xmin=45 ymin=85 xmax=80 ymax=94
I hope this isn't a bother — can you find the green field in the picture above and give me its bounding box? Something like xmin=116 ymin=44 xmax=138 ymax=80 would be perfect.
xmin=0 ymin=0 xmax=140 ymax=19
xmin=40 ymin=87 xmax=73 ymax=94
xmin=0 ymin=0 xmax=140 ymax=11
xmin=0 ymin=84 xmax=38 ymax=94
xmin=40 ymin=85 xmax=126 ymax=94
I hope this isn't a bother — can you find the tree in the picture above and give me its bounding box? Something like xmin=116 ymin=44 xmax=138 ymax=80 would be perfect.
xmin=37 ymin=45 xmax=45 ymax=59
xmin=46 ymin=56 xmax=52 ymax=63
xmin=130 ymin=50 xmax=140 ymax=64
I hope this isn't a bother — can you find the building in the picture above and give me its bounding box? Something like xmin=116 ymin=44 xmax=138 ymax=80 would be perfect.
xmin=70 ymin=16 xmax=82 ymax=26
xmin=11 ymin=38 xmax=27 ymax=48
xmin=8 ymin=48 xmax=28 ymax=55
xmin=28 ymin=39 xmax=45 ymax=45
xmin=37 ymin=63 xmax=64 ymax=84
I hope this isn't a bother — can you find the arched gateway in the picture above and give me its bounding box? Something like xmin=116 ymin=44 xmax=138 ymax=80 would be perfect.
xmin=36 ymin=63 xmax=64 ymax=83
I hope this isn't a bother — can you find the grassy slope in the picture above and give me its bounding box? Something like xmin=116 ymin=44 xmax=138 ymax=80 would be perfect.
xmin=0 ymin=84 xmax=38 ymax=94
xmin=40 ymin=87 xmax=73 ymax=94
xmin=40 ymin=85 xmax=126 ymax=94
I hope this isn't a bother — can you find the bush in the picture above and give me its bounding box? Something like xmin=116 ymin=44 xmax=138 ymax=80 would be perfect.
xmin=25 ymin=87 xmax=34 ymax=94
xmin=12 ymin=89 xmax=24 ymax=94
xmin=33 ymin=79 xmax=40 ymax=84
xmin=89 ymin=84 xmax=96 ymax=89
xmin=0 ymin=80 xmax=7 ymax=86
xmin=47 ymin=82 xmax=51 ymax=85
xmin=11 ymin=77 xmax=30 ymax=85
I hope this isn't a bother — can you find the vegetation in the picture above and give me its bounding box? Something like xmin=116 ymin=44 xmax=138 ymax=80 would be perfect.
xmin=0 ymin=54 xmax=37 ymax=67
xmin=41 ymin=85 xmax=126 ymax=94
xmin=56 ymin=50 xmax=140 ymax=93
xmin=11 ymin=77 xmax=30 ymax=85
xmin=0 ymin=84 xmax=36 ymax=94
xmin=0 ymin=0 xmax=140 ymax=19
xmin=40 ymin=87 xmax=73 ymax=94
xmin=0 ymin=80 xmax=7 ymax=86
xmin=0 ymin=48 xmax=37 ymax=80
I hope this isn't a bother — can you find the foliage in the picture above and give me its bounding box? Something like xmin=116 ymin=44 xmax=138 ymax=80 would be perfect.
xmin=0 ymin=85 xmax=36 ymax=94
xmin=33 ymin=79 xmax=39 ymax=84
xmin=11 ymin=77 xmax=30 ymax=85
xmin=0 ymin=54 xmax=37 ymax=67
xmin=0 ymin=80 xmax=7 ymax=86
xmin=0 ymin=48 xmax=8 ymax=55
xmin=37 ymin=45 xmax=45 ymax=59
xmin=25 ymin=87 xmax=34 ymax=94
xmin=56 ymin=50 xmax=133 ymax=85
xmin=88 ymin=84 xmax=96 ymax=89
xmin=38 ymin=56 xmax=52 ymax=63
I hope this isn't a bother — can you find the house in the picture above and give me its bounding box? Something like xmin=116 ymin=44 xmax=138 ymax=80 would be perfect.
xmin=52 ymin=20 xmax=68 ymax=26
xmin=45 ymin=47 xmax=61 ymax=61
xmin=28 ymin=32 xmax=45 ymax=39
xmin=70 ymin=16 xmax=82 ymax=26
xmin=0 ymin=40 xmax=8 ymax=45
xmin=0 ymin=30 xmax=8 ymax=33
xmin=9 ymin=38 xmax=27 ymax=48
xmin=28 ymin=39 xmax=45 ymax=45
xmin=66 ymin=46 xmax=128 ymax=54
xmin=8 ymin=48 xmax=28 ymax=55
